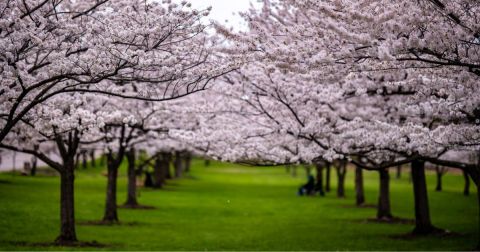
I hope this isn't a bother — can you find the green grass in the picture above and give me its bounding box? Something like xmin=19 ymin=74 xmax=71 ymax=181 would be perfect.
xmin=0 ymin=159 xmax=477 ymax=250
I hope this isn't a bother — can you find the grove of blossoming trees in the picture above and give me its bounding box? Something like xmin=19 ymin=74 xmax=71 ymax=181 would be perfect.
xmin=0 ymin=0 xmax=479 ymax=249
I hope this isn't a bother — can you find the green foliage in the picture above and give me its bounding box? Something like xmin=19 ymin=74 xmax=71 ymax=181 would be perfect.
xmin=0 ymin=160 xmax=477 ymax=250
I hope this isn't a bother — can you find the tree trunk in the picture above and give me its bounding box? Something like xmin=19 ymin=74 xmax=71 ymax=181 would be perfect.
xmin=377 ymin=168 xmax=393 ymax=220
xmin=153 ymin=155 xmax=166 ymax=189
xmin=435 ymin=165 xmax=443 ymax=192
xmin=89 ymin=150 xmax=96 ymax=168
xmin=56 ymin=161 xmax=77 ymax=243
xmin=81 ymin=151 xmax=87 ymax=169
xmin=396 ymin=165 xmax=401 ymax=179
xmin=30 ymin=155 xmax=37 ymax=176
xmin=411 ymin=160 xmax=436 ymax=234
xmin=103 ymin=155 xmax=119 ymax=223
xmin=165 ymin=153 xmax=172 ymax=179
xmin=184 ymin=152 xmax=192 ymax=173
xmin=204 ymin=159 xmax=210 ymax=167
xmin=463 ymin=170 xmax=470 ymax=196
xmin=124 ymin=149 xmax=138 ymax=207
xmin=315 ymin=163 xmax=325 ymax=196
xmin=336 ymin=161 xmax=347 ymax=198
xmin=355 ymin=166 xmax=365 ymax=206
xmin=325 ymin=162 xmax=331 ymax=192
xmin=174 ymin=151 xmax=183 ymax=178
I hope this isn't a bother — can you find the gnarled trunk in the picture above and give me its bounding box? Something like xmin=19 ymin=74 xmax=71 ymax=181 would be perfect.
xmin=124 ymin=149 xmax=138 ymax=207
xmin=411 ymin=160 xmax=436 ymax=234
xmin=377 ymin=168 xmax=392 ymax=220
xmin=355 ymin=166 xmax=365 ymax=206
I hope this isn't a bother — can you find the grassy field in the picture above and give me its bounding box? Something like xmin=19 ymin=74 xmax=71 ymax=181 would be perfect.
xmin=0 ymin=159 xmax=477 ymax=251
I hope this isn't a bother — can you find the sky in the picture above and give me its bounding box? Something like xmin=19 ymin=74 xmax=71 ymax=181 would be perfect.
xmin=177 ymin=0 xmax=262 ymax=30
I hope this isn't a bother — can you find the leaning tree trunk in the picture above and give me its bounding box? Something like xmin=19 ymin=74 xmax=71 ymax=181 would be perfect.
xmin=463 ymin=170 xmax=470 ymax=196
xmin=355 ymin=166 xmax=365 ymax=206
xmin=411 ymin=160 xmax=437 ymax=234
xmin=103 ymin=155 xmax=119 ymax=223
xmin=435 ymin=165 xmax=443 ymax=192
xmin=124 ymin=149 xmax=138 ymax=207
xmin=336 ymin=161 xmax=347 ymax=198
xmin=315 ymin=163 xmax=325 ymax=196
xmin=325 ymin=162 xmax=331 ymax=192
xmin=56 ymin=159 xmax=77 ymax=244
xmin=377 ymin=168 xmax=393 ymax=220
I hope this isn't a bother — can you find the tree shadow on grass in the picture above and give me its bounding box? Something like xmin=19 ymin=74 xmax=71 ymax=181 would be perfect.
xmin=77 ymin=220 xmax=143 ymax=226
xmin=119 ymin=204 xmax=156 ymax=210
xmin=341 ymin=203 xmax=377 ymax=209
xmin=6 ymin=240 xmax=107 ymax=248
xmin=389 ymin=228 xmax=461 ymax=240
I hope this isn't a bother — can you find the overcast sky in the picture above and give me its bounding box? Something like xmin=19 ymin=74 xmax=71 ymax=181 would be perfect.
xmin=177 ymin=0 xmax=261 ymax=30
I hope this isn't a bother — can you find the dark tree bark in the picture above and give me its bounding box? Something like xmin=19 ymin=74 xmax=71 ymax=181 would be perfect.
xmin=174 ymin=151 xmax=183 ymax=178
xmin=89 ymin=150 xmax=96 ymax=168
xmin=153 ymin=154 xmax=168 ymax=189
xmin=103 ymin=153 xmax=120 ymax=223
xmin=57 ymin=160 xmax=76 ymax=243
xmin=30 ymin=156 xmax=37 ymax=176
xmin=74 ymin=153 xmax=80 ymax=169
xmin=102 ymin=125 xmax=129 ymax=223
xmin=396 ymin=165 xmax=402 ymax=179
xmin=355 ymin=165 xmax=365 ymax=206
xmin=325 ymin=162 xmax=331 ymax=192
xmin=315 ymin=163 xmax=325 ymax=196
xmin=124 ymin=148 xmax=138 ymax=207
xmin=411 ymin=160 xmax=437 ymax=234
xmin=336 ymin=160 xmax=347 ymax=198
xmin=165 ymin=153 xmax=172 ymax=179
xmin=184 ymin=152 xmax=192 ymax=173
xmin=81 ymin=150 xmax=87 ymax=169
xmin=204 ymin=159 xmax=210 ymax=167
xmin=463 ymin=170 xmax=470 ymax=196
xmin=30 ymin=144 xmax=39 ymax=176
xmin=377 ymin=168 xmax=393 ymax=220
xmin=435 ymin=165 xmax=448 ymax=192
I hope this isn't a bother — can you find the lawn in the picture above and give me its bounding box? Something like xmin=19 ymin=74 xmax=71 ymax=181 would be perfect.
xmin=0 ymin=159 xmax=477 ymax=250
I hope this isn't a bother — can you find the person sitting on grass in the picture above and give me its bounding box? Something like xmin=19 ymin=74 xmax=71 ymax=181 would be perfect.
xmin=298 ymin=175 xmax=315 ymax=196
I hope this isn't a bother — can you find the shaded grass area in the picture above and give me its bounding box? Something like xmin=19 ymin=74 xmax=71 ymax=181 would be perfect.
xmin=0 ymin=159 xmax=477 ymax=250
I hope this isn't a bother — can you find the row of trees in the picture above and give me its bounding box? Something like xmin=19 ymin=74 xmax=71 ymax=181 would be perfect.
xmin=0 ymin=0 xmax=479 ymax=248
